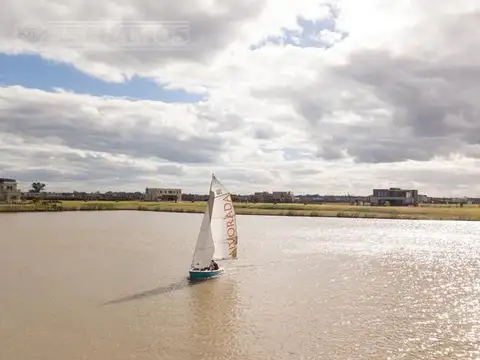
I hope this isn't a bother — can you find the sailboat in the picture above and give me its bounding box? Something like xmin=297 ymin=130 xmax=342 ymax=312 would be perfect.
xmin=189 ymin=173 xmax=238 ymax=280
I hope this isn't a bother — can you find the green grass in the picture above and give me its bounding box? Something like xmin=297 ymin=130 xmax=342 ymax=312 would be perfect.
xmin=1 ymin=200 xmax=479 ymax=221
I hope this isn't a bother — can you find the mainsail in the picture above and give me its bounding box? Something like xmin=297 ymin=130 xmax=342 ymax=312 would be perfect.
xmin=190 ymin=174 xmax=238 ymax=269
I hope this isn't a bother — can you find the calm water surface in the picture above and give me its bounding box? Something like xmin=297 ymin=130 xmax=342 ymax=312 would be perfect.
xmin=0 ymin=211 xmax=479 ymax=359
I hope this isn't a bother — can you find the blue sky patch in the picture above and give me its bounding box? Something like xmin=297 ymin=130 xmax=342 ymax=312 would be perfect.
xmin=0 ymin=53 xmax=204 ymax=103
xmin=251 ymin=11 xmax=348 ymax=50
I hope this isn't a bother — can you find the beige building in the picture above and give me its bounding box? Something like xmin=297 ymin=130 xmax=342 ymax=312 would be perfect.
xmin=0 ymin=178 xmax=22 ymax=203
xmin=145 ymin=187 xmax=182 ymax=202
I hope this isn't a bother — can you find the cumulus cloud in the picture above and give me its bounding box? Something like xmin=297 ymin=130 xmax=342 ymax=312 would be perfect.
xmin=0 ymin=133 xmax=185 ymax=189
xmin=0 ymin=85 xmax=313 ymax=192
xmin=1 ymin=0 xmax=266 ymax=82
xmin=1 ymin=0 xmax=480 ymax=196
xmin=0 ymin=0 xmax=332 ymax=85
xmin=0 ymin=87 xmax=226 ymax=164
xmin=255 ymin=1 xmax=480 ymax=165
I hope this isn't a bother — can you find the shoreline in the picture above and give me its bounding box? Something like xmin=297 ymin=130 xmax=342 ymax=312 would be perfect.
xmin=1 ymin=201 xmax=479 ymax=221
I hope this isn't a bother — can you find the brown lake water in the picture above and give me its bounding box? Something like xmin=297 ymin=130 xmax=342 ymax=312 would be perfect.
xmin=0 ymin=211 xmax=479 ymax=359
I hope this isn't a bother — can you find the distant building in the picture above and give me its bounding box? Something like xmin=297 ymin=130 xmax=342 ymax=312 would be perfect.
xmin=181 ymin=193 xmax=209 ymax=202
xmin=296 ymin=194 xmax=324 ymax=204
xmin=370 ymin=187 xmax=419 ymax=206
xmin=0 ymin=178 xmax=22 ymax=203
xmin=323 ymin=195 xmax=354 ymax=203
xmin=272 ymin=191 xmax=295 ymax=203
xmin=252 ymin=191 xmax=272 ymax=203
xmin=231 ymin=194 xmax=250 ymax=202
xmin=145 ymin=188 xmax=182 ymax=202
xmin=417 ymin=194 xmax=429 ymax=203
xmin=251 ymin=191 xmax=294 ymax=203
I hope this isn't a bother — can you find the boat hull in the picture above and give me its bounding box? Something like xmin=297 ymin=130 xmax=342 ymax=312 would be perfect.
xmin=189 ymin=267 xmax=224 ymax=280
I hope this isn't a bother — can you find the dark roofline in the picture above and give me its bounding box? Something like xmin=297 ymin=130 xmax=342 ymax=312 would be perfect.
xmin=0 ymin=178 xmax=16 ymax=183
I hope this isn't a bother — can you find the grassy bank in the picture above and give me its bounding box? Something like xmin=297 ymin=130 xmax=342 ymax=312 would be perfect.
xmin=1 ymin=200 xmax=480 ymax=221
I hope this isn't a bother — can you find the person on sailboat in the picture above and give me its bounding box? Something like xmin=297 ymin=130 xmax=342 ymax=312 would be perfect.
xmin=210 ymin=260 xmax=219 ymax=270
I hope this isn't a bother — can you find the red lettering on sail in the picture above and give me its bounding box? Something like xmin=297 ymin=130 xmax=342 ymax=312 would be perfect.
xmin=223 ymin=194 xmax=237 ymax=257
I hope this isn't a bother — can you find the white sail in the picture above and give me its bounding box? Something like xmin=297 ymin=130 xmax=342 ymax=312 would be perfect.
xmin=190 ymin=174 xmax=238 ymax=269
xmin=210 ymin=174 xmax=238 ymax=261
xmin=190 ymin=184 xmax=215 ymax=269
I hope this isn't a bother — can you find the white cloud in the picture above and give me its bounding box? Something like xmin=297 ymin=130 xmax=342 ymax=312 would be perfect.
xmin=1 ymin=0 xmax=480 ymax=196
xmin=315 ymin=29 xmax=343 ymax=46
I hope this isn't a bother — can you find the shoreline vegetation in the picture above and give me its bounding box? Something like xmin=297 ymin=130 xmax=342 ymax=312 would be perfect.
xmin=1 ymin=200 xmax=480 ymax=221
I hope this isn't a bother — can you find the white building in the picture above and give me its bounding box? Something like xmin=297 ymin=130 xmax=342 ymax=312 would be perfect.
xmin=145 ymin=188 xmax=182 ymax=202
xmin=0 ymin=178 xmax=22 ymax=203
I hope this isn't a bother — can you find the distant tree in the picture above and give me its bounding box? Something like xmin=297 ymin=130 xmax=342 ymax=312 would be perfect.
xmin=30 ymin=182 xmax=46 ymax=193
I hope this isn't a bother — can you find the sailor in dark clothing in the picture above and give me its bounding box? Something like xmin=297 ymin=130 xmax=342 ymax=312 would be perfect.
xmin=210 ymin=260 xmax=219 ymax=270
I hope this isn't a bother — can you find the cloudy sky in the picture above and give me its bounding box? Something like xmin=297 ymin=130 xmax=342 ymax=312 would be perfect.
xmin=1 ymin=0 xmax=480 ymax=196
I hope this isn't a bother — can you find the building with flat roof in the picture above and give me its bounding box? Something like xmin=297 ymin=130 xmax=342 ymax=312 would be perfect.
xmin=251 ymin=191 xmax=295 ymax=203
xmin=145 ymin=187 xmax=182 ymax=202
xmin=0 ymin=178 xmax=22 ymax=203
xmin=370 ymin=187 xmax=419 ymax=206
xmin=272 ymin=191 xmax=295 ymax=203
xmin=252 ymin=191 xmax=272 ymax=203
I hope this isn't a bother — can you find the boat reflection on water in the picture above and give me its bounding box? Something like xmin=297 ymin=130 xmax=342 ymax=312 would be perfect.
xmin=186 ymin=277 xmax=240 ymax=360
